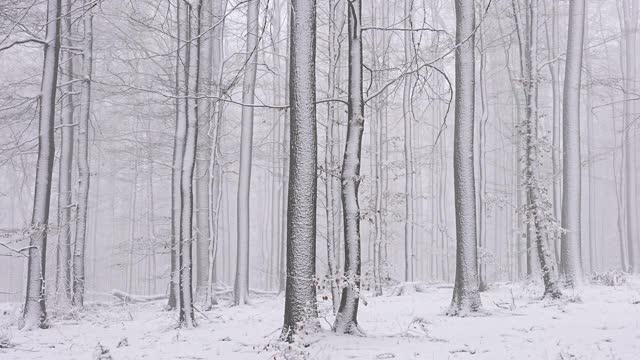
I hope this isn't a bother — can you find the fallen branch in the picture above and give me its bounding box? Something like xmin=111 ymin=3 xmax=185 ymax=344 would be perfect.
xmin=111 ymin=290 xmax=167 ymax=303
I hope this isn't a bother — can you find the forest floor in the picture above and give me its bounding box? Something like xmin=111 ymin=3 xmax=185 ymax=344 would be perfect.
xmin=1 ymin=275 xmax=640 ymax=360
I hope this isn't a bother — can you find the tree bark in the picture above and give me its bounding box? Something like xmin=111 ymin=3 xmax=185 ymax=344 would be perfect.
xmin=281 ymin=0 xmax=319 ymax=342
xmin=168 ymin=0 xmax=185 ymax=311
xmin=560 ymin=0 xmax=586 ymax=286
xmin=622 ymin=0 xmax=639 ymax=272
xmin=402 ymin=0 xmax=415 ymax=283
xmin=234 ymin=0 xmax=260 ymax=306
xmin=178 ymin=0 xmax=199 ymax=328
xmin=448 ymin=0 xmax=483 ymax=316
xmin=56 ymin=0 xmax=74 ymax=308
xmin=22 ymin=0 xmax=62 ymax=330
xmin=72 ymin=0 xmax=94 ymax=307
xmin=334 ymin=0 xmax=364 ymax=335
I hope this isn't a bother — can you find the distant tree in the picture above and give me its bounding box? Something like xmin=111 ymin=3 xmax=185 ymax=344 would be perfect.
xmin=234 ymin=0 xmax=260 ymax=306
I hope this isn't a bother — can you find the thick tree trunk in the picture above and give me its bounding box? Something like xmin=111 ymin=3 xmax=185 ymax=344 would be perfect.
xmin=334 ymin=0 xmax=363 ymax=335
xmin=561 ymin=0 xmax=586 ymax=286
xmin=22 ymin=0 xmax=62 ymax=330
xmin=235 ymin=0 xmax=260 ymax=306
xmin=281 ymin=0 xmax=319 ymax=342
xmin=448 ymin=0 xmax=482 ymax=316
xmin=72 ymin=0 xmax=93 ymax=307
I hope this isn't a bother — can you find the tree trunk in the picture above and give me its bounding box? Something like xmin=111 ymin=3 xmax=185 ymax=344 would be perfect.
xmin=126 ymin=154 xmax=139 ymax=295
xmin=622 ymin=0 xmax=639 ymax=272
xmin=543 ymin=0 xmax=562 ymax=266
xmin=168 ymin=0 xmax=185 ymax=311
xmin=521 ymin=0 xmax=561 ymax=298
xmin=22 ymin=0 xmax=62 ymax=330
xmin=448 ymin=0 xmax=482 ymax=316
xmin=561 ymin=0 xmax=586 ymax=286
xmin=56 ymin=0 xmax=74 ymax=308
xmin=324 ymin=0 xmax=342 ymax=313
xmin=234 ymin=0 xmax=260 ymax=306
xmin=477 ymin=4 xmax=488 ymax=290
xmin=402 ymin=0 xmax=415 ymax=282
xmin=204 ymin=0 xmax=228 ymax=311
xmin=178 ymin=0 xmax=199 ymax=328
xmin=334 ymin=0 xmax=364 ymax=335
xmin=72 ymin=0 xmax=93 ymax=307
xmin=281 ymin=0 xmax=319 ymax=342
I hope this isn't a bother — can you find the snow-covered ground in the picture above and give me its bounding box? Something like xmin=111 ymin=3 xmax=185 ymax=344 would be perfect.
xmin=2 ymin=276 xmax=639 ymax=359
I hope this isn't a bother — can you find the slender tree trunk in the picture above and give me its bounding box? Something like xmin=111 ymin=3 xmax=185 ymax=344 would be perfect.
xmin=622 ymin=0 xmax=639 ymax=272
xmin=56 ymin=0 xmax=74 ymax=308
xmin=611 ymin=100 xmax=628 ymax=270
xmin=204 ymin=0 xmax=227 ymax=311
xmin=168 ymin=0 xmax=185 ymax=311
xmin=584 ymin=23 xmax=595 ymax=273
xmin=334 ymin=0 xmax=364 ymax=335
xmin=281 ymin=0 xmax=319 ymax=342
xmin=177 ymin=0 xmax=199 ymax=328
xmin=235 ymin=0 xmax=260 ymax=305
xmin=146 ymin=143 xmax=157 ymax=294
xmin=522 ymin=0 xmax=561 ymax=298
xmin=22 ymin=0 xmax=62 ymax=330
xmin=126 ymin=154 xmax=139 ymax=295
xmin=278 ymin=0 xmax=292 ymax=295
xmin=325 ymin=0 xmax=341 ymax=311
xmin=370 ymin=0 xmax=384 ymax=295
xmin=543 ymin=0 xmax=562 ymax=266
xmin=72 ymin=0 xmax=93 ymax=307
xmin=195 ymin=0 xmax=215 ymax=301
xmin=561 ymin=0 xmax=586 ymax=286
xmin=402 ymin=0 xmax=415 ymax=282
xmin=448 ymin=0 xmax=482 ymax=316
xmin=477 ymin=8 xmax=488 ymax=291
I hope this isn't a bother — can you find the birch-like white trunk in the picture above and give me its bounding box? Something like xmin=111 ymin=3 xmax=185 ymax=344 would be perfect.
xmin=234 ymin=0 xmax=259 ymax=306
xmin=22 ymin=0 xmax=62 ymax=330
xmin=281 ymin=0 xmax=319 ymax=342
xmin=448 ymin=0 xmax=482 ymax=315
xmin=560 ymin=0 xmax=585 ymax=286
